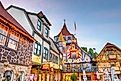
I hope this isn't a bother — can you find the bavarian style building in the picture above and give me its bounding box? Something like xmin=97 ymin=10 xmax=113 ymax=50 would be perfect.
xmin=0 ymin=2 xmax=35 ymax=81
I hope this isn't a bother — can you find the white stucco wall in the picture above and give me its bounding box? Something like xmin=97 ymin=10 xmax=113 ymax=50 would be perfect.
xmin=28 ymin=14 xmax=43 ymax=35
xmin=34 ymin=33 xmax=42 ymax=44
xmin=7 ymin=7 xmax=33 ymax=35
xmin=43 ymin=41 xmax=49 ymax=49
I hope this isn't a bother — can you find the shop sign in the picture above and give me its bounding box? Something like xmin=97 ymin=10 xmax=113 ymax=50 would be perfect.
xmin=41 ymin=64 xmax=50 ymax=70
xmin=32 ymin=55 xmax=41 ymax=64
xmin=53 ymin=64 xmax=59 ymax=69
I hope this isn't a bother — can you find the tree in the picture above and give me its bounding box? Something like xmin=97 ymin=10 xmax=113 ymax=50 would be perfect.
xmin=81 ymin=47 xmax=87 ymax=52
xmin=70 ymin=73 xmax=77 ymax=81
xmin=88 ymin=48 xmax=98 ymax=59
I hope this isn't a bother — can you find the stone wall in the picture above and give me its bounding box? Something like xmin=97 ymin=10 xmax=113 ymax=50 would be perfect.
xmin=0 ymin=39 xmax=33 ymax=66
xmin=0 ymin=63 xmax=31 ymax=81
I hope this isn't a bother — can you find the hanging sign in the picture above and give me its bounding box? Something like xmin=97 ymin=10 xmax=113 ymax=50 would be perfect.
xmin=41 ymin=64 xmax=50 ymax=70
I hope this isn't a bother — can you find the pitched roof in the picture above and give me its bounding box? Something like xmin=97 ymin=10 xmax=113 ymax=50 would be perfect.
xmin=57 ymin=22 xmax=72 ymax=36
xmin=49 ymin=37 xmax=63 ymax=56
xmin=97 ymin=42 xmax=121 ymax=59
xmin=0 ymin=2 xmax=34 ymax=41
xmin=38 ymin=11 xmax=51 ymax=26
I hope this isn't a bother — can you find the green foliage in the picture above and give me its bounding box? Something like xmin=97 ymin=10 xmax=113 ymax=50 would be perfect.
xmin=88 ymin=48 xmax=98 ymax=59
xmin=70 ymin=73 xmax=77 ymax=81
xmin=81 ymin=47 xmax=87 ymax=52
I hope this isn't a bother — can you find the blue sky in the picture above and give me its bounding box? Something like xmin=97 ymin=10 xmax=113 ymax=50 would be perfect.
xmin=1 ymin=0 xmax=121 ymax=53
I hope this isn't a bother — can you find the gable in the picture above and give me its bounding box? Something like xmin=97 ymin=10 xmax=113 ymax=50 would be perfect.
xmin=97 ymin=43 xmax=121 ymax=61
xmin=7 ymin=7 xmax=33 ymax=35
xmin=28 ymin=14 xmax=42 ymax=35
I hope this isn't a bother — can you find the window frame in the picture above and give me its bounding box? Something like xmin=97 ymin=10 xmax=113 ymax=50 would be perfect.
xmin=8 ymin=34 xmax=19 ymax=50
xmin=34 ymin=42 xmax=41 ymax=56
xmin=0 ymin=28 xmax=7 ymax=46
xmin=43 ymin=47 xmax=48 ymax=59
xmin=45 ymin=27 xmax=49 ymax=37
xmin=37 ymin=19 xmax=42 ymax=31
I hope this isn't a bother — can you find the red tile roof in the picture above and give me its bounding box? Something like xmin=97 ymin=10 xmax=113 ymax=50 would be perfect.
xmin=57 ymin=22 xmax=72 ymax=36
xmin=0 ymin=2 xmax=34 ymax=41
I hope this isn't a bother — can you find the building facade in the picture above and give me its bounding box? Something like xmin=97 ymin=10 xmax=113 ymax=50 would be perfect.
xmin=54 ymin=22 xmax=97 ymax=81
xmin=7 ymin=5 xmax=51 ymax=81
xmin=96 ymin=42 xmax=121 ymax=81
xmin=7 ymin=5 xmax=63 ymax=81
xmin=0 ymin=2 xmax=34 ymax=81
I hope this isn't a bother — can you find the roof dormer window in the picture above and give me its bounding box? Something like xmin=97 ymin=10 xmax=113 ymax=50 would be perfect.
xmin=37 ymin=19 xmax=41 ymax=31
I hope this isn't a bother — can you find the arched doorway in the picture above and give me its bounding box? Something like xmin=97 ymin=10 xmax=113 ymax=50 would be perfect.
xmin=3 ymin=70 xmax=14 ymax=81
xmin=16 ymin=71 xmax=25 ymax=81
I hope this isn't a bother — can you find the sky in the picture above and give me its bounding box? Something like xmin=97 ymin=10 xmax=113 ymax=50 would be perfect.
xmin=1 ymin=0 xmax=121 ymax=53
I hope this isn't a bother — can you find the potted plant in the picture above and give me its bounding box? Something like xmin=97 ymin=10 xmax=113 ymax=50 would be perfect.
xmin=71 ymin=73 xmax=77 ymax=81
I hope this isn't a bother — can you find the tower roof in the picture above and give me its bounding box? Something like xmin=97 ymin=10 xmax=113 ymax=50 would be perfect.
xmin=57 ymin=22 xmax=72 ymax=36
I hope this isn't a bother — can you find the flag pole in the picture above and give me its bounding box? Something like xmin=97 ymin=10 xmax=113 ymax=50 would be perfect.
xmin=74 ymin=22 xmax=77 ymax=36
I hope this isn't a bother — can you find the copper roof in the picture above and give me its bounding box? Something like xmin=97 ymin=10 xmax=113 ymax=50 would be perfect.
xmin=57 ymin=22 xmax=72 ymax=36
xmin=0 ymin=2 xmax=34 ymax=41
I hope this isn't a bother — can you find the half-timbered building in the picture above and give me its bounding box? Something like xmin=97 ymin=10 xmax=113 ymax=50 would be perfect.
xmin=54 ymin=21 xmax=97 ymax=81
xmin=96 ymin=42 xmax=121 ymax=80
xmin=0 ymin=2 xmax=35 ymax=81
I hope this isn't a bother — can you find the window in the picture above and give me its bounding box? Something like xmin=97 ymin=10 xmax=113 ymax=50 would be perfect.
xmin=55 ymin=56 xmax=58 ymax=64
xmin=54 ymin=36 xmax=58 ymax=42
xmin=71 ymin=53 xmax=76 ymax=58
xmin=68 ymin=36 xmax=71 ymax=40
xmin=37 ymin=20 xmax=41 ymax=31
xmin=45 ymin=28 xmax=49 ymax=37
xmin=8 ymin=34 xmax=19 ymax=50
xmin=107 ymin=51 xmax=112 ymax=54
xmin=43 ymin=47 xmax=48 ymax=59
xmin=16 ymin=71 xmax=25 ymax=81
xmin=34 ymin=42 xmax=41 ymax=56
xmin=0 ymin=28 xmax=7 ymax=45
xmin=49 ymin=53 xmax=53 ymax=61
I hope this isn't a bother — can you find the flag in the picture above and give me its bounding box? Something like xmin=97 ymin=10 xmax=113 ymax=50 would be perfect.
xmin=74 ymin=22 xmax=77 ymax=35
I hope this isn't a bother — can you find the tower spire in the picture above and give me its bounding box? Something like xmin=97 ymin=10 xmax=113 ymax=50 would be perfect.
xmin=64 ymin=19 xmax=66 ymax=24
